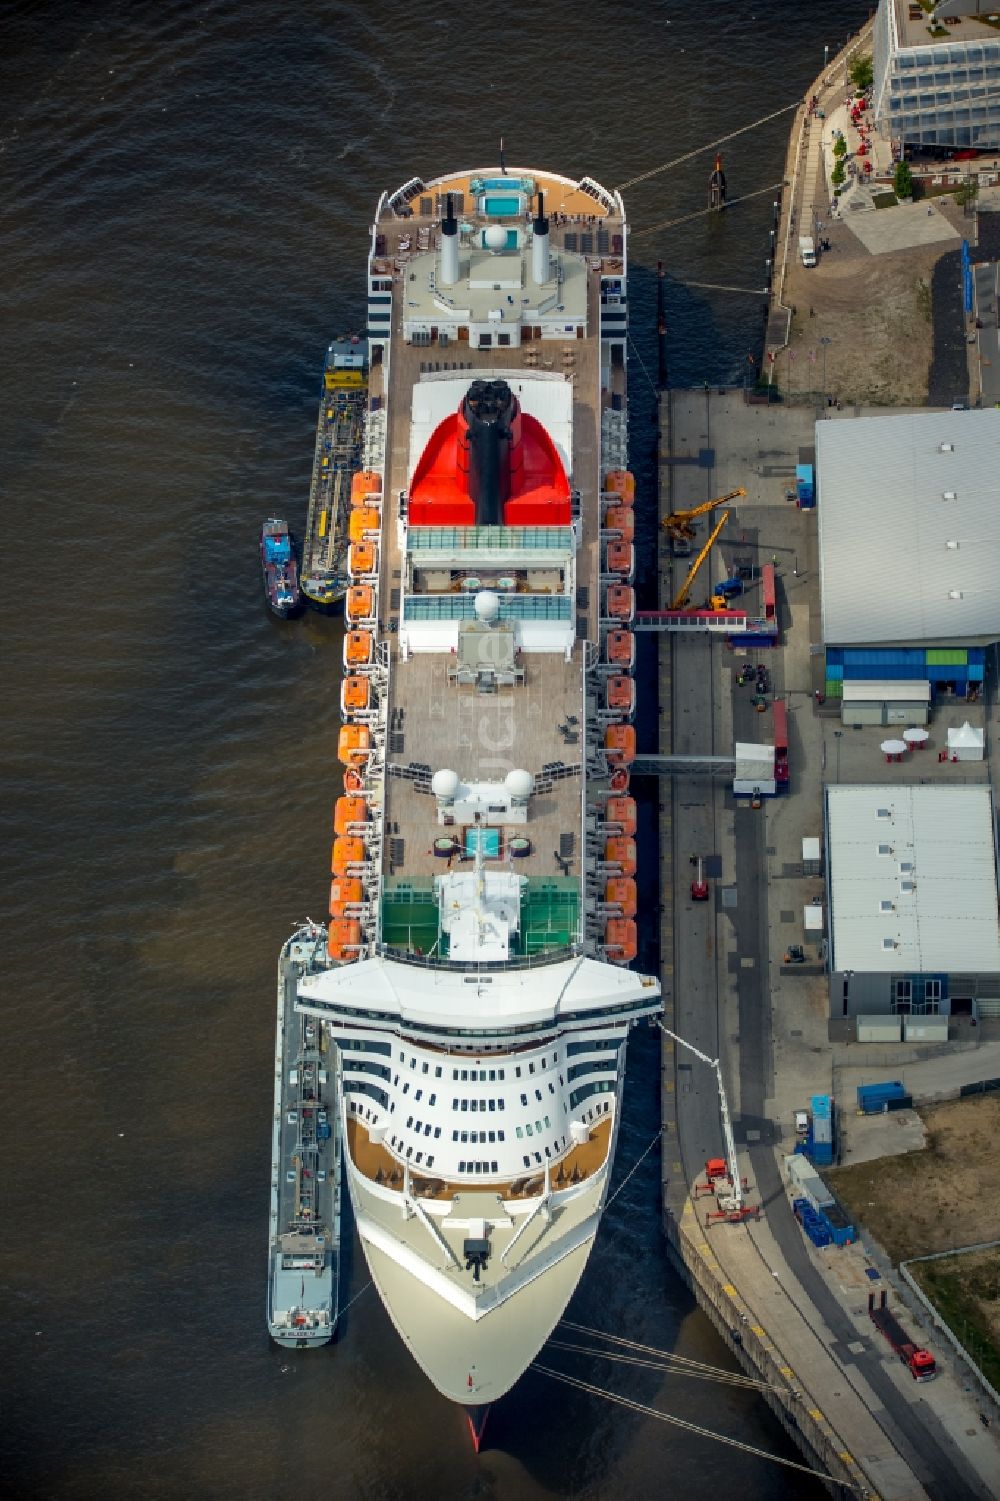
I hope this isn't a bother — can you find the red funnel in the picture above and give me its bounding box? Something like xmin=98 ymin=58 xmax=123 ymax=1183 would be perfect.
xmin=465 ymin=1403 xmax=491 ymax=1452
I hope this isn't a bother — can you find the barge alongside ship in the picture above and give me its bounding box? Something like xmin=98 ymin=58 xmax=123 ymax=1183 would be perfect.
xmin=276 ymin=164 xmax=661 ymax=1436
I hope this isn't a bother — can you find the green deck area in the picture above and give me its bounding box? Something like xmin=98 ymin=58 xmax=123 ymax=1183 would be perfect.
xmin=380 ymin=875 xmax=580 ymax=956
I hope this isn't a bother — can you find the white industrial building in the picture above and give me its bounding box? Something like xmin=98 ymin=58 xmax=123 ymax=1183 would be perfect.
xmin=823 ymin=784 xmax=1000 ymax=1026
xmin=873 ymin=0 xmax=1000 ymax=150
xmin=817 ymin=409 xmax=1000 ymax=709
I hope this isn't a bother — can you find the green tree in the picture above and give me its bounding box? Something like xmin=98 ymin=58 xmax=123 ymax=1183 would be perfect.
xmin=832 ymin=160 xmax=846 ymax=188
xmin=894 ymin=160 xmax=914 ymax=198
xmin=955 ymin=178 xmax=980 ymax=207
xmin=850 ymin=54 xmax=874 ymax=93
xmin=833 ymin=134 xmax=847 ymax=158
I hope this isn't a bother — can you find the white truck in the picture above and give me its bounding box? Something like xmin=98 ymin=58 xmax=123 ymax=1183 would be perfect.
xmin=799 ymin=235 xmax=817 ymax=268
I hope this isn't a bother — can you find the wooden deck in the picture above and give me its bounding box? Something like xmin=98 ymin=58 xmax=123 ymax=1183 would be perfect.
xmin=346 ymin=1113 xmax=612 ymax=1202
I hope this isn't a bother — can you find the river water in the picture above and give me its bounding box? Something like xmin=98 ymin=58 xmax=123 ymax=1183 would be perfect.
xmin=2 ymin=2 xmax=871 ymax=1496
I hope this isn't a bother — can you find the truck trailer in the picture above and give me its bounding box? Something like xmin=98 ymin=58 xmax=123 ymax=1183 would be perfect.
xmin=868 ymin=1290 xmax=936 ymax=1380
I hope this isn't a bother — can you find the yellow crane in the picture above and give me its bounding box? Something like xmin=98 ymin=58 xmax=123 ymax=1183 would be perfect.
xmin=671 ymin=511 xmax=729 ymax=609
xmin=661 ymin=487 xmax=746 ymax=545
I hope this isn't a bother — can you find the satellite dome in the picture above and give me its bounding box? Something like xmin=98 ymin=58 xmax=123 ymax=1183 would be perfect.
xmin=484 ymin=224 xmax=508 ymax=252
xmin=505 ymin=768 xmax=534 ymax=799
xmin=474 ymin=589 xmax=500 ymax=622
xmin=432 ymin=768 xmax=461 ymax=799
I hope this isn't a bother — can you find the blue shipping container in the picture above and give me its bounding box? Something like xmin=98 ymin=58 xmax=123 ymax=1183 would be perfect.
xmin=811 ymin=1094 xmax=832 ymax=1143
xmin=811 ymin=1142 xmax=834 ymax=1166
xmin=857 ymin=1081 xmax=906 ymax=1113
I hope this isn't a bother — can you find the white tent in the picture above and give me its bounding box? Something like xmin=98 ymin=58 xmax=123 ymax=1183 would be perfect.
xmin=947 ymin=721 xmax=985 ymax=762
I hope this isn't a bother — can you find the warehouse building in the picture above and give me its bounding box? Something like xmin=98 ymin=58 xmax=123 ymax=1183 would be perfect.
xmin=816 ymin=409 xmax=1000 ymax=710
xmin=824 ymin=784 xmax=1000 ymax=1028
xmin=873 ymin=0 xmax=1000 ymax=150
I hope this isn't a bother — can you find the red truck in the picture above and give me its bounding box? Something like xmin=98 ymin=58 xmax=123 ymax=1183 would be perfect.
xmin=868 ymin=1291 xmax=936 ymax=1381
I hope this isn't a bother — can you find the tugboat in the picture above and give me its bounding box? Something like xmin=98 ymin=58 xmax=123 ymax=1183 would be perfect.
xmin=260 ymin=518 xmax=301 ymax=617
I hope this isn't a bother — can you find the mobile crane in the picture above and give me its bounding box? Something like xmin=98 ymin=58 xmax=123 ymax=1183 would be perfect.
xmin=661 ymin=487 xmax=746 ymax=555
xmin=671 ymin=511 xmax=729 ymax=610
xmin=658 ymin=1021 xmax=759 ymax=1223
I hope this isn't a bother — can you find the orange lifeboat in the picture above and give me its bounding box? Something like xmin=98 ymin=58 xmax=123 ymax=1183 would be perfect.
xmin=605 ymin=876 xmax=637 ymax=917
xmin=343 ymin=767 xmax=365 ymax=794
xmin=605 ymin=628 xmax=635 ymax=667
xmin=337 ymin=724 xmax=371 ymax=766
xmin=334 ymin=796 xmax=368 ymax=836
xmin=609 ymin=767 xmax=630 ymax=793
xmin=327 ymin=917 xmax=363 ymax=961
xmin=344 ymin=630 xmax=373 ymax=668
xmin=605 ymin=917 xmax=638 ymax=963
xmin=606 ymin=675 xmax=636 ymax=716
xmin=605 ymin=470 xmax=636 ymax=503
xmin=350 ymin=470 xmax=381 ymax=504
xmin=605 ymin=724 xmax=636 ymax=765
xmin=605 ymin=541 xmax=634 ymax=577
xmin=605 ymin=796 xmax=637 ymax=836
xmin=329 ymin=876 xmax=364 ymax=917
xmin=346 ymin=584 xmax=375 ymax=623
xmin=604 ymin=506 xmax=635 ymax=540
xmin=349 ymin=506 xmax=380 ymax=543
xmin=348 ymin=541 xmax=377 ymax=577
xmin=604 ymin=836 xmax=637 ymax=875
xmin=331 ymin=835 xmax=366 ymax=875
xmin=341 ymin=674 xmax=371 ymax=715
xmin=604 ymin=584 xmax=635 ymax=621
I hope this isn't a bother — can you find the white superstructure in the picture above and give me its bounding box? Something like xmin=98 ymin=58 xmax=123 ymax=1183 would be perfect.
xmin=301 ymin=165 xmax=660 ymax=1436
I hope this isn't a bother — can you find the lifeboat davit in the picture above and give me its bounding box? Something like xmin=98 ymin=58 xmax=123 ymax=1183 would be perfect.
xmin=604 ymin=836 xmax=637 ymax=876
xmin=350 ymin=470 xmax=381 ymax=504
xmin=604 ymin=505 xmax=635 ymax=540
xmin=346 ymin=584 xmax=375 ymax=623
xmin=349 ymin=506 xmax=380 ymax=543
xmin=604 ymin=628 xmax=636 ymax=668
xmin=334 ymin=796 xmax=368 ymax=836
xmin=341 ymin=674 xmax=371 ymax=715
xmin=605 ymin=876 xmax=637 ymax=917
xmin=329 ymin=876 xmax=364 ymax=918
xmin=327 ymin=917 xmax=363 ymax=961
xmin=344 ymin=630 xmax=373 ymax=669
xmin=605 ymin=469 xmax=636 ymax=503
xmin=348 ymin=541 xmax=377 ymax=577
xmin=605 ymin=795 xmax=637 ymax=836
xmin=605 ymin=917 xmax=638 ymax=963
xmin=605 ymin=540 xmax=635 ymax=578
xmin=605 ymin=724 xmax=636 ymax=765
xmin=331 ymin=835 xmax=366 ymax=875
xmin=606 ymin=675 xmax=636 ymax=717
xmin=604 ymin=584 xmax=635 ymax=622
xmin=337 ymin=724 xmax=371 ymax=766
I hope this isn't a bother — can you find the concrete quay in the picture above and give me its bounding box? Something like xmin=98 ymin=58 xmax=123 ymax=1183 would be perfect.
xmin=655 ymin=388 xmax=1000 ymax=1500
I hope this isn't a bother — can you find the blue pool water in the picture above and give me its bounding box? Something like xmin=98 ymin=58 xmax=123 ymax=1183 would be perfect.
xmin=484 ymin=195 xmax=522 ymax=216
xmin=465 ymin=827 xmax=501 ymax=857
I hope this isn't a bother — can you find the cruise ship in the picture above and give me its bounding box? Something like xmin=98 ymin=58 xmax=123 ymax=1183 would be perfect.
xmin=295 ymin=164 xmax=662 ymax=1446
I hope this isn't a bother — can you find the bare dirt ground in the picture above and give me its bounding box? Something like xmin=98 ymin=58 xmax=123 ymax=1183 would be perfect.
xmin=826 ymin=1093 xmax=1000 ymax=1263
xmin=775 ymin=200 xmax=967 ymax=407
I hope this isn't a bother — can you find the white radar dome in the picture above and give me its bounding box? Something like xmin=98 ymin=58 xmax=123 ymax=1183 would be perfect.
xmin=474 ymin=589 xmax=500 ymax=622
xmin=505 ymin=768 xmax=534 ymax=799
xmin=431 ymin=768 xmax=461 ymax=799
xmin=484 ymin=224 xmax=508 ymax=252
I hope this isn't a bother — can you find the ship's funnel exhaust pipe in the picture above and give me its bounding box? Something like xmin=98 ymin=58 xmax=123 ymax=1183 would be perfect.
xmin=532 ymin=189 xmax=550 ymax=285
xmin=465 ymin=1403 xmax=491 ymax=1452
xmin=460 ymin=380 xmax=515 ymax=526
xmin=440 ymin=191 xmax=459 ymax=286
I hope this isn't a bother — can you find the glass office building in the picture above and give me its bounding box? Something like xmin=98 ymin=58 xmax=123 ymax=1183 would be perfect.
xmin=873 ymin=0 xmax=1000 ymax=149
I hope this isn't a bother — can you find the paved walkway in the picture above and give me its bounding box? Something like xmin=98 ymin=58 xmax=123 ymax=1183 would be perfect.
xmin=658 ymin=388 xmax=1000 ymax=1500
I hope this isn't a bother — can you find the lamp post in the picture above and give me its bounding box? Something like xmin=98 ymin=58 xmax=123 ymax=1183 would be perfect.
xmin=820 ymin=335 xmax=833 ymax=399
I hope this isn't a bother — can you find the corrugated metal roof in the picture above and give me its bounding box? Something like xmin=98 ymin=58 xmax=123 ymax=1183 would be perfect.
xmin=841 ymin=679 xmax=931 ymax=702
xmin=817 ymin=410 xmax=1000 ymax=646
xmin=826 ymin=785 xmax=1000 ymax=974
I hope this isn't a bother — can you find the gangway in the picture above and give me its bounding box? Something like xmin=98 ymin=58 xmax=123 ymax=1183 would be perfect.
xmin=300 ymin=338 xmax=368 ymax=608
